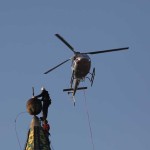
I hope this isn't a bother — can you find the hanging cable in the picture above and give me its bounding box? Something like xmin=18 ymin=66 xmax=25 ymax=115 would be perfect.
xmin=83 ymin=90 xmax=95 ymax=150
xmin=14 ymin=111 xmax=27 ymax=150
xmin=51 ymin=143 xmax=55 ymax=150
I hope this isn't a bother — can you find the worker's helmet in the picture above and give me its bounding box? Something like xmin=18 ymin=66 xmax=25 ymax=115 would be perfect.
xmin=41 ymin=86 xmax=45 ymax=91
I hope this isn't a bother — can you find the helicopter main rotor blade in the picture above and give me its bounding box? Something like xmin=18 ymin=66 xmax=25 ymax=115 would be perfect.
xmin=82 ymin=47 xmax=129 ymax=55
xmin=55 ymin=34 xmax=76 ymax=53
xmin=44 ymin=58 xmax=71 ymax=74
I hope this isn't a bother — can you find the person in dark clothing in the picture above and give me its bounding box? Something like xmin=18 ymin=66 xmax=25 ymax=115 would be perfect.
xmin=35 ymin=87 xmax=51 ymax=121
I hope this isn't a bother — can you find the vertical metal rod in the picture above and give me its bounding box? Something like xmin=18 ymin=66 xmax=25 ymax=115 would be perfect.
xmin=32 ymin=87 xmax=34 ymax=97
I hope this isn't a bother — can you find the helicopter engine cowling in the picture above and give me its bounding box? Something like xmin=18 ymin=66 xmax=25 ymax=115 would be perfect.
xmin=74 ymin=57 xmax=91 ymax=78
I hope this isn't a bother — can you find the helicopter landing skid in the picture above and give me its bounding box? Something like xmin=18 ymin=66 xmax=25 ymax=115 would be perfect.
xmin=87 ymin=68 xmax=95 ymax=86
xmin=63 ymin=87 xmax=87 ymax=93
xmin=90 ymin=68 xmax=95 ymax=86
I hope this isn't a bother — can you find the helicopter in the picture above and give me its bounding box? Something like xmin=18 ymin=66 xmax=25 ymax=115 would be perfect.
xmin=44 ymin=34 xmax=129 ymax=105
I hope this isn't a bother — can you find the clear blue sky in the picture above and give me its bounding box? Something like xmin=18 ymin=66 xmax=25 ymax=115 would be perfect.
xmin=0 ymin=0 xmax=150 ymax=150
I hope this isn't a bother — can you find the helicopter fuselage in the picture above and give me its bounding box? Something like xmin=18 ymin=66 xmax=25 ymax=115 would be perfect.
xmin=44 ymin=34 xmax=129 ymax=100
xmin=71 ymin=53 xmax=91 ymax=79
